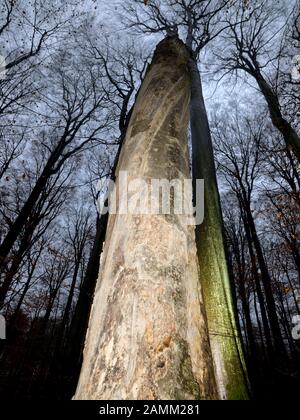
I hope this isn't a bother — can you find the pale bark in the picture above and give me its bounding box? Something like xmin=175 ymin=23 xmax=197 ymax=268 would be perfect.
xmin=74 ymin=37 xmax=217 ymax=400
xmin=189 ymin=57 xmax=249 ymax=400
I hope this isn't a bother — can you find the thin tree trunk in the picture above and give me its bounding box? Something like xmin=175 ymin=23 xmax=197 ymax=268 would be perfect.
xmin=238 ymin=277 xmax=256 ymax=359
xmin=6 ymin=249 xmax=41 ymax=335
xmin=41 ymin=292 xmax=58 ymax=333
xmin=0 ymin=222 xmax=33 ymax=308
xmin=242 ymin=212 xmax=273 ymax=356
xmin=255 ymin=73 xmax=300 ymax=161
xmin=63 ymin=213 xmax=108 ymax=395
xmin=253 ymin=288 xmax=265 ymax=351
xmin=0 ymin=165 xmax=51 ymax=267
xmin=229 ymin=233 xmax=257 ymax=360
xmin=0 ymin=135 xmax=69 ymax=270
xmin=74 ymin=36 xmax=218 ymax=400
xmin=56 ymin=261 xmax=81 ymax=351
xmin=189 ymin=56 xmax=249 ymax=400
xmin=245 ymin=205 xmax=286 ymax=357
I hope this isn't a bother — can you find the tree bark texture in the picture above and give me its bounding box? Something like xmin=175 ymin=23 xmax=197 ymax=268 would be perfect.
xmin=74 ymin=37 xmax=218 ymax=400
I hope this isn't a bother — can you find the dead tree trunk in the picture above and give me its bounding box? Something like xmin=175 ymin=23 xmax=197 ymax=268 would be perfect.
xmin=74 ymin=37 xmax=217 ymax=400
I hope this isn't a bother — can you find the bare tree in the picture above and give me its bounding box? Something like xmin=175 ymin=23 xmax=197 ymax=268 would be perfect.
xmin=214 ymin=110 xmax=287 ymax=358
xmin=0 ymin=53 xmax=112 ymax=282
xmin=216 ymin=0 xmax=300 ymax=160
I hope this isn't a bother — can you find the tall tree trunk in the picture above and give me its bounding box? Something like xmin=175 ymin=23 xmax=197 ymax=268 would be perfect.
xmin=74 ymin=37 xmax=218 ymax=400
xmin=237 ymin=273 xmax=256 ymax=360
xmin=189 ymin=57 xmax=249 ymax=400
xmin=63 ymin=213 xmax=108 ymax=396
xmin=241 ymin=212 xmax=273 ymax=357
xmin=244 ymin=205 xmax=286 ymax=357
xmin=253 ymin=288 xmax=265 ymax=355
xmin=41 ymin=292 xmax=58 ymax=333
xmin=56 ymin=259 xmax=82 ymax=351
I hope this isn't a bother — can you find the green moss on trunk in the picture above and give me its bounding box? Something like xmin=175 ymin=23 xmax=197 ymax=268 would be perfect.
xmin=189 ymin=56 xmax=249 ymax=400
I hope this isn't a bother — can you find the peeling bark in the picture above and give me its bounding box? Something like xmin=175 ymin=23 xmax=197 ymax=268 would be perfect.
xmin=74 ymin=37 xmax=217 ymax=400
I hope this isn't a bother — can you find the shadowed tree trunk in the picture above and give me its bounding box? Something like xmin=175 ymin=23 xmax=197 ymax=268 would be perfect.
xmin=255 ymin=73 xmax=300 ymax=162
xmin=0 ymin=164 xmax=52 ymax=269
xmin=243 ymin=203 xmax=286 ymax=358
xmin=63 ymin=212 xmax=108 ymax=396
xmin=189 ymin=56 xmax=249 ymax=400
xmin=242 ymin=214 xmax=273 ymax=357
xmin=74 ymin=36 xmax=218 ymax=400
xmin=0 ymin=140 xmax=66 ymax=270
